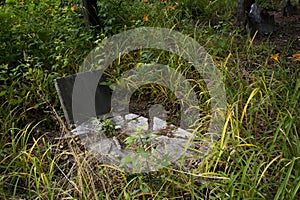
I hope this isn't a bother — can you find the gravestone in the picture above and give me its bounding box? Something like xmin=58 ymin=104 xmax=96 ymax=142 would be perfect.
xmin=54 ymin=71 xmax=111 ymax=126
xmin=54 ymin=72 xmax=211 ymax=173
xmin=246 ymin=3 xmax=275 ymax=36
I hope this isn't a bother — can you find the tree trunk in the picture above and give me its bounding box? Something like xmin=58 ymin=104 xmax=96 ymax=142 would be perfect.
xmin=0 ymin=0 xmax=6 ymax=6
xmin=82 ymin=0 xmax=101 ymax=31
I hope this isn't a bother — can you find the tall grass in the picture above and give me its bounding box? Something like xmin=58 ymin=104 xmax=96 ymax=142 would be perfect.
xmin=1 ymin=0 xmax=299 ymax=199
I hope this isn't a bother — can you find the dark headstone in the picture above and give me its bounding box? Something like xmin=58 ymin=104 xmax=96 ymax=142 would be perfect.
xmin=236 ymin=0 xmax=256 ymax=27
xmin=54 ymin=72 xmax=111 ymax=127
xmin=246 ymin=3 xmax=275 ymax=36
xmin=282 ymin=0 xmax=299 ymax=16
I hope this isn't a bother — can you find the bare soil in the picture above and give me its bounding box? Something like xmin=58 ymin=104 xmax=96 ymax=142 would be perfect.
xmin=269 ymin=11 xmax=300 ymax=51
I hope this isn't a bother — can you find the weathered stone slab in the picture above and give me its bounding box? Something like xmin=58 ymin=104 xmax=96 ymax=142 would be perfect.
xmin=54 ymin=72 xmax=111 ymax=126
xmin=54 ymin=73 xmax=209 ymax=173
xmin=71 ymin=113 xmax=199 ymax=173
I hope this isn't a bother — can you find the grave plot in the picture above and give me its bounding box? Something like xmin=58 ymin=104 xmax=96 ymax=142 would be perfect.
xmin=54 ymin=72 xmax=212 ymax=173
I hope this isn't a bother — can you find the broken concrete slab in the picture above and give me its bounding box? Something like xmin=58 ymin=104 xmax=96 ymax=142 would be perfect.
xmin=152 ymin=116 xmax=167 ymax=131
xmin=124 ymin=113 xmax=149 ymax=131
xmin=54 ymin=73 xmax=212 ymax=173
xmin=71 ymin=113 xmax=207 ymax=173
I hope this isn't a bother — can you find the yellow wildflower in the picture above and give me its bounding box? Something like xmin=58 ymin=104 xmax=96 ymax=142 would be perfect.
xmin=271 ymin=53 xmax=280 ymax=62
xmin=70 ymin=5 xmax=76 ymax=12
xmin=168 ymin=5 xmax=175 ymax=10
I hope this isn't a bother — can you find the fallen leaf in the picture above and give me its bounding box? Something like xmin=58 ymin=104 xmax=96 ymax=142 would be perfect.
xmin=292 ymin=53 xmax=300 ymax=57
xmin=271 ymin=53 xmax=280 ymax=62
xmin=292 ymin=53 xmax=300 ymax=61
xmin=293 ymin=53 xmax=300 ymax=58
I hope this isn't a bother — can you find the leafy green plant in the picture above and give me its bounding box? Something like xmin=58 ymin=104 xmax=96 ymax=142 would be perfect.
xmin=100 ymin=118 xmax=118 ymax=137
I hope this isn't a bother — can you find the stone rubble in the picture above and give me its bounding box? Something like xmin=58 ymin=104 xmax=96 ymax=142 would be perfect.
xmin=72 ymin=113 xmax=210 ymax=173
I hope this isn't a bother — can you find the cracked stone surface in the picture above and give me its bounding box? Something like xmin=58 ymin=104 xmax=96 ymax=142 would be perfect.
xmin=72 ymin=113 xmax=209 ymax=173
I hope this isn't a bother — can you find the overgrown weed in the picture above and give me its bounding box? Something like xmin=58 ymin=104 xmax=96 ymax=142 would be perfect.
xmin=1 ymin=0 xmax=299 ymax=199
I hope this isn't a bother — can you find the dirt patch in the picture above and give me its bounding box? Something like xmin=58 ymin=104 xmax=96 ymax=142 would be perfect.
xmin=266 ymin=11 xmax=300 ymax=50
